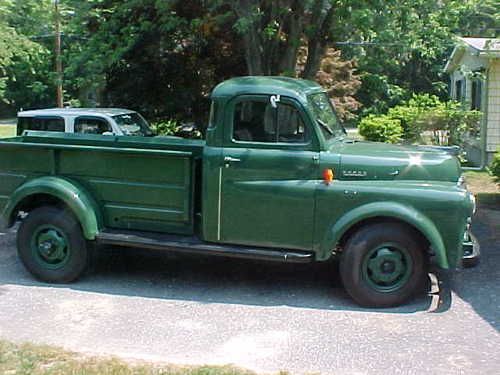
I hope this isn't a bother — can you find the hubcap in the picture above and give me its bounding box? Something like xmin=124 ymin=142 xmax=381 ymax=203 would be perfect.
xmin=31 ymin=225 xmax=70 ymax=269
xmin=362 ymin=245 xmax=412 ymax=292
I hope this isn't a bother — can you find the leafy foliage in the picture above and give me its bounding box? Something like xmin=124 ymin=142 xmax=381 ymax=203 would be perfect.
xmin=388 ymin=94 xmax=445 ymax=142
xmin=0 ymin=0 xmax=497 ymax=125
xmin=63 ymin=0 xmax=246 ymax=123
xmin=340 ymin=0 xmax=499 ymax=115
xmin=0 ymin=1 xmax=53 ymax=112
xmin=297 ymin=47 xmax=361 ymax=121
xmin=490 ymin=150 xmax=500 ymax=181
xmin=150 ymin=119 xmax=180 ymax=136
xmin=358 ymin=115 xmax=403 ymax=143
xmin=358 ymin=94 xmax=482 ymax=149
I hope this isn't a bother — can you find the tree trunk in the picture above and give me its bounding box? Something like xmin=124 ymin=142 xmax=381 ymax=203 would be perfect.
xmin=234 ymin=0 xmax=264 ymax=75
xmin=302 ymin=0 xmax=335 ymax=79
xmin=278 ymin=0 xmax=305 ymax=75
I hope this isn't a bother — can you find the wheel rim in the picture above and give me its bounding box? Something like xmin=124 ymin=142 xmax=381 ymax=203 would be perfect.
xmin=30 ymin=225 xmax=70 ymax=270
xmin=362 ymin=243 xmax=412 ymax=293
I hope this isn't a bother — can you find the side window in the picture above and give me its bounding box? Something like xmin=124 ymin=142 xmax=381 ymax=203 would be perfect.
xmin=233 ymin=98 xmax=307 ymax=143
xmin=75 ymin=117 xmax=112 ymax=134
xmin=233 ymin=100 xmax=271 ymax=142
xmin=17 ymin=117 xmax=64 ymax=135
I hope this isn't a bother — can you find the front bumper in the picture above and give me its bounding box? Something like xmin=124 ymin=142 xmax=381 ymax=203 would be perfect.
xmin=462 ymin=231 xmax=480 ymax=268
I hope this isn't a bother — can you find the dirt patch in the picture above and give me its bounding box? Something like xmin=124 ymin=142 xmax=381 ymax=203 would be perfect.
xmin=464 ymin=171 xmax=499 ymax=195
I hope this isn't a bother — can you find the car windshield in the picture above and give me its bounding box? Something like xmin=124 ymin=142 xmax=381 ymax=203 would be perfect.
xmin=113 ymin=112 xmax=153 ymax=136
xmin=308 ymin=93 xmax=344 ymax=140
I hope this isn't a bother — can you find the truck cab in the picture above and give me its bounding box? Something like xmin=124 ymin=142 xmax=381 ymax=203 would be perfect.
xmin=0 ymin=77 xmax=478 ymax=307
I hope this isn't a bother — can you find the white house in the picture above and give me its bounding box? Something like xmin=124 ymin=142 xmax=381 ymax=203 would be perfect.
xmin=444 ymin=37 xmax=500 ymax=166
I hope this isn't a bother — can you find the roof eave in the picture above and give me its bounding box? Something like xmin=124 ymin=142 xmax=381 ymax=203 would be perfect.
xmin=478 ymin=51 xmax=500 ymax=58
xmin=444 ymin=46 xmax=465 ymax=73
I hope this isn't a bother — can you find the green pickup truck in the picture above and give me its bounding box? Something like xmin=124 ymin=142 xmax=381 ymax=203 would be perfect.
xmin=0 ymin=77 xmax=478 ymax=307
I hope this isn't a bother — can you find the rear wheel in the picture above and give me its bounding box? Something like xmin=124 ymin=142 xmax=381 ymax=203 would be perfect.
xmin=340 ymin=223 xmax=426 ymax=307
xmin=17 ymin=206 xmax=88 ymax=283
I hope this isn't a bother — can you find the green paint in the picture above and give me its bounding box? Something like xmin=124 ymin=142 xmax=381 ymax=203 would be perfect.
xmin=3 ymin=176 xmax=102 ymax=240
xmin=362 ymin=244 xmax=412 ymax=293
xmin=0 ymin=77 xmax=476 ymax=271
xmin=31 ymin=225 xmax=70 ymax=269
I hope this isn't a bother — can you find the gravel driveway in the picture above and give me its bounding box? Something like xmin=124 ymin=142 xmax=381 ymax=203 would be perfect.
xmin=0 ymin=208 xmax=499 ymax=374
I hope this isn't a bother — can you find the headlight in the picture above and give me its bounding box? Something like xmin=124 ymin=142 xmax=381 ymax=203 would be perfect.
xmin=457 ymin=175 xmax=466 ymax=189
xmin=468 ymin=192 xmax=476 ymax=215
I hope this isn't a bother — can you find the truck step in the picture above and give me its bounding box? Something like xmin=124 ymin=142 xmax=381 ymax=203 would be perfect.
xmin=96 ymin=230 xmax=314 ymax=263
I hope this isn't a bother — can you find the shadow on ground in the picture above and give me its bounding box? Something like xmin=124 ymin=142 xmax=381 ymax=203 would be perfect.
xmin=0 ymin=204 xmax=498 ymax=320
xmin=0 ymin=234 xmax=432 ymax=315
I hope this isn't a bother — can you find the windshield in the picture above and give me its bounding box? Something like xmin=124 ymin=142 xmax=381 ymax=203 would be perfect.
xmin=113 ymin=112 xmax=153 ymax=136
xmin=308 ymin=93 xmax=344 ymax=140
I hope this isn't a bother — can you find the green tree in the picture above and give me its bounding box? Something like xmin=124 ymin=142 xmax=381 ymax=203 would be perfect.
xmin=64 ymin=0 xmax=245 ymax=120
xmin=0 ymin=0 xmax=56 ymax=113
xmin=342 ymin=0 xmax=499 ymax=115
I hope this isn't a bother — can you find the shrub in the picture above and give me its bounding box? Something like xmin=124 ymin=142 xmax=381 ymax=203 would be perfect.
xmin=357 ymin=93 xmax=482 ymax=148
xmin=490 ymin=150 xmax=500 ymax=181
xmin=358 ymin=114 xmax=403 ymax=143
xmin=415 ymin=103 xmax=482 ymax=147
xmin=388 ymin=93 xmax=442 ymax=142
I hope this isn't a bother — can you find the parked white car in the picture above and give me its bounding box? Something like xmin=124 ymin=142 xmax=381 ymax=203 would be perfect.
xmin=16 ymin=108 xmax=154 ymax=136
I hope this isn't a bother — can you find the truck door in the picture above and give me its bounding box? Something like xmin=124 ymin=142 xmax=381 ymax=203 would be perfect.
xmin=219 ymin=95 xmax=319 ymax=251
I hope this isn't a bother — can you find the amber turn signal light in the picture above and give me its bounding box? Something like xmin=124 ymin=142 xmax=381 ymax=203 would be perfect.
xmin=323 ymin=168 xmax=334 ymax=185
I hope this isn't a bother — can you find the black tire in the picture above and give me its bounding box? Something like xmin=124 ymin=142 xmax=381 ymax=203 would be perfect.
xmin=17 ymin=206 xmax=88 ymax=283
xmin=340 ymin=223 xmax=426 ymax=307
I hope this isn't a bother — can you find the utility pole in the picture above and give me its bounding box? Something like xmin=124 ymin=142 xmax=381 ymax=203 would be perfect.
xmin=54 ymin=0 xmax=63 ymax=108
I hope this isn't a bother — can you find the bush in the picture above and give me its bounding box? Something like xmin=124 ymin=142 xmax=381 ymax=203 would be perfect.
xmin=387 ymin=94 xmax=442 ymax=142
xmin=357 ymin=93 xmax=482 ymax=148
xmin=490 ymin=150 xmax=500 ymax=181
xmin=358 ymin=114 xmax=403 ymax=143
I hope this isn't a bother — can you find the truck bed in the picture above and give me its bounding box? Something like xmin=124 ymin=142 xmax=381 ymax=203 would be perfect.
xmin=0 ymin=132 xmax=205 ymax=235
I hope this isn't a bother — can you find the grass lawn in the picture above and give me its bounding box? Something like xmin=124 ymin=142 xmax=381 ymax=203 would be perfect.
xmin=0 ymin=125 xmax=16 ymax=138
xmin=0 ymin=340 xmax=259 ymax=375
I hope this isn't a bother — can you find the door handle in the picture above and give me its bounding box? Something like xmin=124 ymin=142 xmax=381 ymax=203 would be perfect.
xmin=224 ymin=156 xmax=241 ymax=163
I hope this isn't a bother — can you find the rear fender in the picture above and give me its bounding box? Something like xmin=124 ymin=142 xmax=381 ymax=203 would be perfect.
xmin=2 ymin=176 xmax=102 ymax=240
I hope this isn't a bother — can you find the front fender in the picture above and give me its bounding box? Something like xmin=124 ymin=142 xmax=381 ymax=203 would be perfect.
xmin=2 ymin=176 xmax=102 ymax=240
xmin=320 ymin=201 xmax=449 ymax=269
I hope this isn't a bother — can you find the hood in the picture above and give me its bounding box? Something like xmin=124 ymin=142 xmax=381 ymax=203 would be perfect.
xmin=328 ymin=139 xmax=461 ymax=182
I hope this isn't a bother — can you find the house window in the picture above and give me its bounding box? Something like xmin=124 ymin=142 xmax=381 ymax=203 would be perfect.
xmin=455 ymin=80 xmax=464 ymax=102
xmin=471 ymin=80 xmax=482 ymax=111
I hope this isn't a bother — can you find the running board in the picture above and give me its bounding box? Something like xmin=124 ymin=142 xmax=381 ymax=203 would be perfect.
xmin=96 ymin=230 xmax=314 ymax=263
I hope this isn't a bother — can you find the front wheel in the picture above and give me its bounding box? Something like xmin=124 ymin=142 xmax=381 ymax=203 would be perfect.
xmin=17 ymin=206 xmax=88 ymax=283
xmin=340 ymin=223 xmax=426 ymax=307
